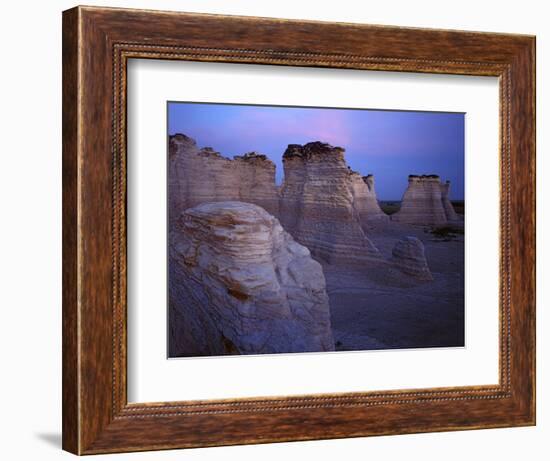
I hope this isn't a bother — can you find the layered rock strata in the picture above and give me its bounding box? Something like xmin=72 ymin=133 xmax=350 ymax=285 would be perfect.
xmin=168 ymin=134 xmax=279 ymax=225
xmin=391 ymin=236 xmax=433 ymax=281
xmin=169 ymin=201 xmax=335 ymax=357
xmin=349 ymin=171 xmax=389 ymax=225
xmin=279 ymin=142 xmax=381 ymax=264
xmin=392 ymin=175 xmax=461 ymax=225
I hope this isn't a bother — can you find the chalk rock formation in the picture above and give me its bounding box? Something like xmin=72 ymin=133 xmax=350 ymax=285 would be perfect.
xmin=391 ymin=236 xmax=433 ymax=281
xmin=169 ymin=201 xmax=335 ymax=357
xmin=349 ymin=171 xmax=389 ymax=225
xmin=234 ymin=152 xmax=279 ymax=215
xmin=440 ymin=180 xmax=460 ymax=222
xmin=392 ymin=175 xmax=461 ymax=225
xmin=168 ymin=134 xmax=279 ymax=225
xmin=279 ymin=142 xmax=381 ymax=264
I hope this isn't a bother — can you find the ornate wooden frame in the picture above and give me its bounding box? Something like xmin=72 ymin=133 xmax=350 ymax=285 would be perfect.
xmin=62 ymin=5 xmax=536 ymax=455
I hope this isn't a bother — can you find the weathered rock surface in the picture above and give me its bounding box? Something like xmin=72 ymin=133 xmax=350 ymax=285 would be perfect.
xmin=349 ymin=172 xmax=389 ymax=225
xmin=169 ymin=201 xmax=335 ymax=357
xmin=234 ymin=152 xmax=280 ymax=216
xmin=440 ymin=180 xmax=460 ymax=222
xmin=391 ymin=236 xmax=433 ymax=280
xmin=392 ymin=175 xmax=461 ymax=225
xmin=168 ymin=134 xmax=279 ymax=226
xmin=279 ymin=142 xmax=382 ymax=264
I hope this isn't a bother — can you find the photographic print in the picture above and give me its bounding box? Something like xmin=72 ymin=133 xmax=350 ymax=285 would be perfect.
xmin=167 ymin=102 xmax=465 ymax=358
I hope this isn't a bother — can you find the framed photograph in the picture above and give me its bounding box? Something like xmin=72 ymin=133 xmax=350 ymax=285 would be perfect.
xmin=62 ymin=6 xmax=535 ymax=455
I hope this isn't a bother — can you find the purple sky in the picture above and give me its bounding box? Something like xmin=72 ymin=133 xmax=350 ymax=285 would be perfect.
xmin=168 ymin=102 xmax=464 ymax=200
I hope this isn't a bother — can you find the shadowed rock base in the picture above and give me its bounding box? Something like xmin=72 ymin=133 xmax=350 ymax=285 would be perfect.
xmin=169 ymin=201 xmax=335 ymax=357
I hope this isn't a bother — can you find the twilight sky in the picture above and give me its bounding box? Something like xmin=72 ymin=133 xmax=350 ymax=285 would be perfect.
xmin=168 ymin=102 xmax=465 ymax=200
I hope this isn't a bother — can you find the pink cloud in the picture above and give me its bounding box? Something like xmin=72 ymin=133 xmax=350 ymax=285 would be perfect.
xmin=223 ymin=108 xmax=353 ymax=148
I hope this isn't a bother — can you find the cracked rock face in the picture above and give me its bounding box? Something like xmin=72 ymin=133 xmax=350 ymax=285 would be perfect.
xmin=168 ymin=134 xmax=279 ymax=226
xmin=392 ymin=175 xmax=461 ymax=225
xmin=279 ymin=142 xmax=381 ymax=265
xmin=169 ymin=201 xmax=335 ymax=356
xmin=391 ymin=236 xmax=433 ymax=281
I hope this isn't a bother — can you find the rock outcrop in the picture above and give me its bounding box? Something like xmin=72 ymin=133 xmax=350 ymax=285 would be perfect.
xmin=392 ymin=175 xmax=461 ymax=226
xmin=349 ymin=171 xmax=389 ymax=226
xmin=168 ymin=134 xmax=279 ymax=225
xmin=169 ymin=201 xmax=335 ymax=357
xmin=391 ymin=236 xmax=433 ymax=281
xmin=234 ymin=152 xmax=279 ymax=216
xmin=279 ymin=142 xmax=381 ymax=265
xmin=440 ymin=180 xmax=460 ymax=222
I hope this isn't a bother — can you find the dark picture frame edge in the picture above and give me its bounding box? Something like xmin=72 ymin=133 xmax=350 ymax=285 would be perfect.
xmin=62 ymin=5 xmax=535 ymax=455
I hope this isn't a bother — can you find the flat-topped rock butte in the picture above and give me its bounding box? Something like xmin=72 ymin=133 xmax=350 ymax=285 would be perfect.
xmin=169 ymin=201 xmax=334 ymax=356
xmin=392 ymin=175 xmax=463 ymax=226
xmin=279 ymin=142 xmax=382 ymax=264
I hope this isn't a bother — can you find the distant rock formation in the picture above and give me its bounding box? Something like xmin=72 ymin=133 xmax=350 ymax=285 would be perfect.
xmin=440 ymin=180 xmax=460 ymax=222
xmin=168 ymin=134 xmax=279 ymax=225
xmin=349 ymin=171 xmax=389 ymax=226
xmin=392 ymin=175 xmax=461 ymax=225
xmin=234 ymin=151 xmax=280 ymax=217
xmin=279 ymin=142 xmax=382 ymax=264
xmin=391 ymin=236 xmax=433 ymax=280
xmin=169 ymin=201 xmax=335 ymax=356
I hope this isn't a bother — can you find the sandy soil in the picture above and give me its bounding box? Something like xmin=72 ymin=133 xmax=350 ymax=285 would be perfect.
xmin=325 ymin=222 xmax=465 ymax=351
